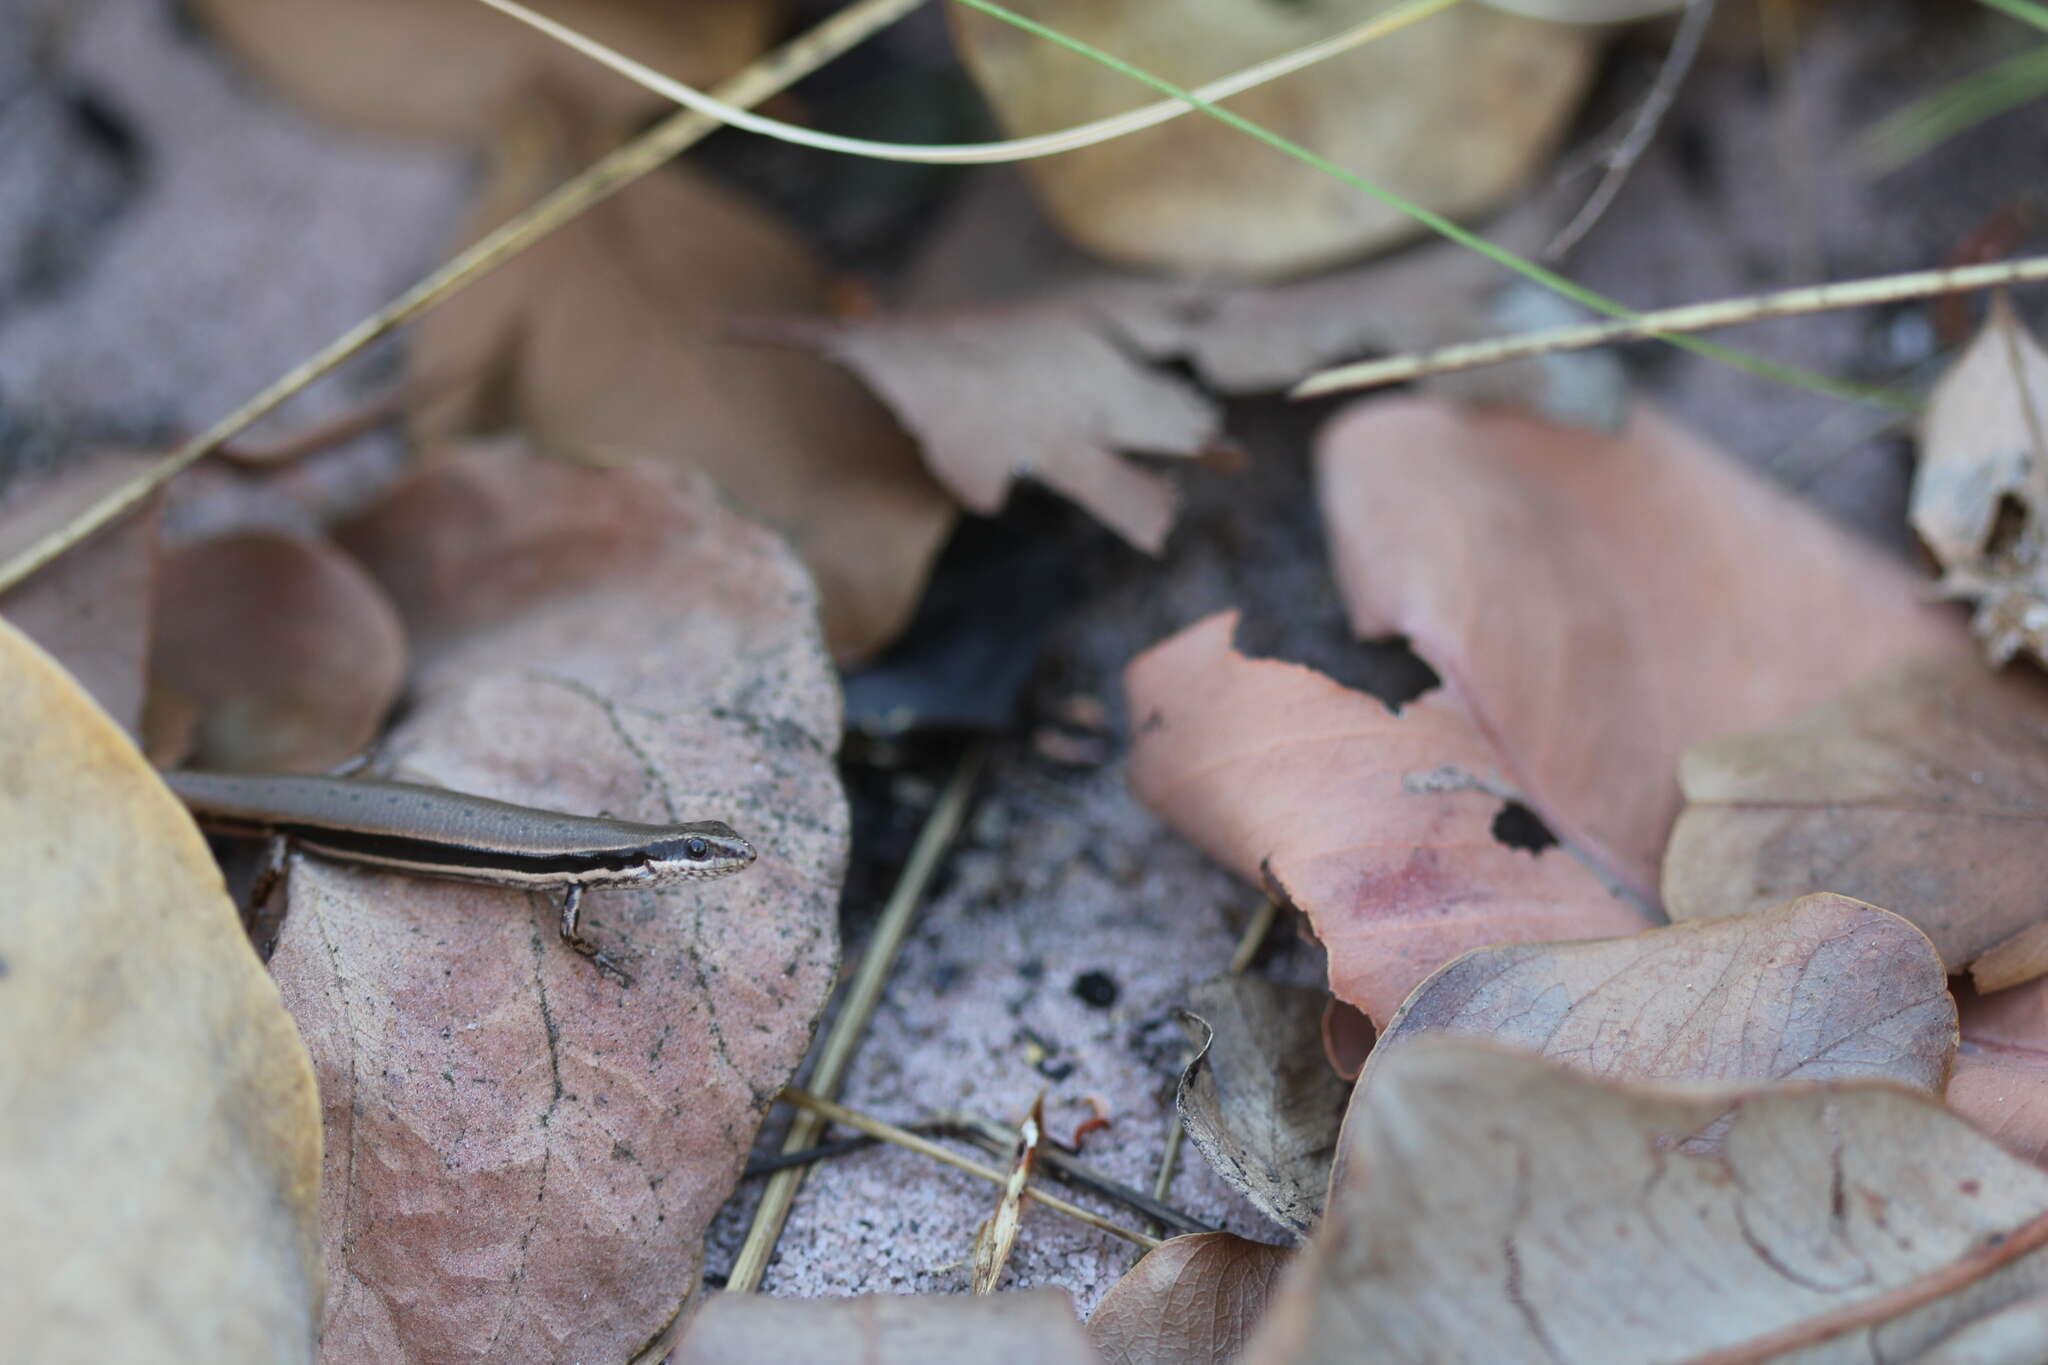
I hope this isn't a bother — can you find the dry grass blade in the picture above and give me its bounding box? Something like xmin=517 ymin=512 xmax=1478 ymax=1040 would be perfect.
xmin=1293 ymin=254 xmax=2048 ymax=397
xmin=0 ymin=0 xmax=924 ymax=596
xmin=726 ymin=744 xmax=988 ymax=1292
xmin=782 ymin=1089 xmax=1161 ymax=1251
xmin=476 ymin=0 xmax=1464 ymax=166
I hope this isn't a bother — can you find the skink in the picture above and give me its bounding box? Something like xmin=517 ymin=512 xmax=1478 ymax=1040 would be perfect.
xmin=165 ymin=768 xmax=756 ymax=980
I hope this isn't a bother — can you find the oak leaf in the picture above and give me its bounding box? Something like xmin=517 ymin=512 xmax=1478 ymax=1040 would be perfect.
xmin=410 ymin=110 xmax=955 ymax=664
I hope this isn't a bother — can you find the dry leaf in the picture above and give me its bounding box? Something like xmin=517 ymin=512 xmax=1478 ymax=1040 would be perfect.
xmin=948 ymin=0 xmax=1596 ymax=277
xmin=1245 ymin=1038 xmax=2048 ymax=1364
xmin=673 ymin=1288 xmax=1099 ymax=1363
xmin=971 ymin=1093 xmax=1046 ymax=1294
xmin=1176 ymin=975 xmax=1353 ymax=1237
xmin=1371 ymin=893 xmax=1956 ymax=1104
xmin=0 ymin=618 xmax=323 ymax=1359
xmin=1318 ymin=398 xmax=1963 ymax=903
xmin=1914 ymin=293 xmax=2048 ymax=668
xmin=411 ymin=112 xmax=955 ymax=664
xmin=147 ymin=532 xmax=406 ymax=773
xmin=0 ymin=450 xmax=161 ymax=733
xmin=1087 ymin=1233 xmax=1293 ymax=1365
xmin=796 ymin=296 xmax=1218 ymax=553
xmin=192 ymin=0 xmax=780 ymax=141
xmin=1126 ymin=609 xmax=1650 ymax=1027
xmin=1665 ymin=657 xmax=2048 ymax=982
xmin=1948 ymin=979 xmax=2048 ymax=1168
xmin=272 ymin=449 xmax=845 ymax=1362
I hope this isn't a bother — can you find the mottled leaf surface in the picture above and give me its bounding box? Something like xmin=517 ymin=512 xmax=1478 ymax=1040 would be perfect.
xmin=1371 ymin=893 xmax=1956 ymax=1103
xmin=273 ymin=450 xmax=846 ymax=1363
xmin=1246 ymin=1040 xmax=2048 ymax=1364
xmin=1088 ymin=1233 xmax=1292 ymax=1365
xmin=1666 ymin=657 xmax=2048 ymax=980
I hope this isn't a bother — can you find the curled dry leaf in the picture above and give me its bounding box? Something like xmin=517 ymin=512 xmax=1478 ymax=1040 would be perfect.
xmin=673 ymin=1287 xmax=1099 ymax=1364
xmin=0 ymin=620 xmax=323 ymax=1360
xmin=1176 ymin=975 xmax=1353 ymax=1237
xmin=1370 ymin=893 xmax=1957 ymax=1106
xmin=1126 ymin=610 xmax=1649 ymax=1027
xmin=1318 ymin=399 xmax=1963 ymax=905
xmin=1914 ymin=293 xmax=2048 ymax=668
xmin=1088 ymin=1233 xmax=1293 ymax=1365
xmin=971 ymin=1093 xmax=1046 ymax=1294
xmin=1664 ymin=657 xmax=2048 ymax=983
xmin=147 ymin=532 xmax=406 ymax=773
xmin=411 ymin=111 xmax=955 ymax=664
xmin=947 ymin=0 xmax=1596 ymax=277
xmin=192 ymin=0 xmax=779 ymax=140
xmin=796 ymin=297 xmax=1218 ymax=553
xmin=1245 ymin=1038 xmax=2048 ymax=1365
xmin=272 ymin=448 xmax=846 ymax=1363
xmin=0 ymin=450 xmax=161 ymax=733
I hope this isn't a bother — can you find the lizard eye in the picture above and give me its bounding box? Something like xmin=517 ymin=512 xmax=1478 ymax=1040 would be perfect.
xmin=685 ymin=836 xmax=710 ymax=860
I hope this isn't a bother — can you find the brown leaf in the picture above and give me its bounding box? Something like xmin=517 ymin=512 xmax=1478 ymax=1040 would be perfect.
xmin=192 ymin=0 xmax=780 ymax=140
xmin=0 ymin=619 xmax=323 ymax=1359
xmin=147 ymin=532 xmax=406 ymax=773
xmin=1665 ymin=657 xmax=2048 ymax=982
xmin=1087 ymin=1233 xmax=1293 ymax=1365
xmin=410 ymin=112 xmax=955 ymax=664
xmin=1244 ymin=1038 xmax=2048 ymax=1364
xmin=672 ymin=1288 xmax=1100 ymax=1364
xmin=1949 ymin=979 xmax=2048 ymax=1167
xmin=1175 ymin=976 xmax=1354 ymax=1237
xmin=947 ymin=0 xmax=1595 ymax=277
xmin=1126 ymin=609 xmax=1650 ymax=1027
xmin=0 ymin=450 xmax=161 ymax=733
xmin=1914 ymin=293 xmax=2048 ymax=668
xmin=799 ymin=297 xmax=1218 ymax=553
xmin=273 ymin=450 xmax=845 ymax=1362
xmin=972 ymin=1093 xmax=1046 ymax=1294
xmin=1371 ymin=893 xmax=1956 ymax=1105
xmin=1318 ymin=398 xmax=1963 ymax=904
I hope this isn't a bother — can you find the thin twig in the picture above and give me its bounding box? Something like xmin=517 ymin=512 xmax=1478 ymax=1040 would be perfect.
xmin=1546 ymin=0 xmax=1715 ymax=260
xmin=782 ymin=1088 xmax=1163 ymax=1251
xmin=1292 ymin=255 xmax=2048 ymax=398
xmin=1148 ymin=1123 xmax=1186 ymax=1242
xmin=0 ymin=0 xmax=924 ymax=595
xmin=939 ymin=1112 xmax=1214 ymax=1237
xmin=725 ymin=743 xmax=990 ymax=1292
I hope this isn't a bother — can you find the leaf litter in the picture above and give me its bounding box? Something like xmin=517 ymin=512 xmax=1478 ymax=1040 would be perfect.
xmin=19 ymin=2 xmax=2048 ymax=1365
